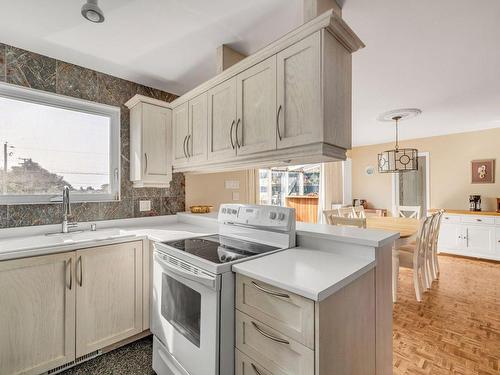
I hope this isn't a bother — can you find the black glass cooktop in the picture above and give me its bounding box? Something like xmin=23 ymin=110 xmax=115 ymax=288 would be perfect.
xmin=162 ymin=235 xmax=279 ymax=264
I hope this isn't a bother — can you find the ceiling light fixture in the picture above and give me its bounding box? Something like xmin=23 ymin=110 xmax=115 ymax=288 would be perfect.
xmin=377 ymin=108 xmax=421 ymax=173
xmin=81 ymin=0 xmax=105 ymax=23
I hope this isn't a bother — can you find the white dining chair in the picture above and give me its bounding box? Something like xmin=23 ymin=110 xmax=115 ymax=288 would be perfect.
xmin=352 ymin=205 xmax=366 ymax=218
xmin=323 ymin=211 xmax=366 ymax=228
xmin=393 ymin=215 xmax=432 ymax=302
xmin=398 ymin=205 xmax=421 ymax=219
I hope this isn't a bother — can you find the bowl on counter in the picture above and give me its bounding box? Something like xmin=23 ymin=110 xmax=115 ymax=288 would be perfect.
xmin=189 ymin=205 xmax=214 ymax=214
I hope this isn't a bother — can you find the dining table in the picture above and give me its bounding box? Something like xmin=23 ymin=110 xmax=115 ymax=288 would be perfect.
xmin=366 ymin=216 xmax=420 ymax=246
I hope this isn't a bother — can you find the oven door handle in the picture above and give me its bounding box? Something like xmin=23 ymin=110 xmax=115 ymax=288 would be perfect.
xmin=154 ymin=253 xmax=219 ymax=291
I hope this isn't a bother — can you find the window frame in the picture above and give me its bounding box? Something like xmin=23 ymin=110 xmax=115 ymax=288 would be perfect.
xmin=0 ymin=82 xmax=121 ymax=205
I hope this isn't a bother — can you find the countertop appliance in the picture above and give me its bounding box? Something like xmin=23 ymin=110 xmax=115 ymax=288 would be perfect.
xmin=469 ymin=195 xmax=481 ymax=211
xmin=151 ymin=204 xmax=296 ymax=375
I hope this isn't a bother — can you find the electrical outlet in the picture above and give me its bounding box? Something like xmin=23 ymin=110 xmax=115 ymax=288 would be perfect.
xmin=139 ymin=200 xmax=151 ymax=212
xmin=232 ymin=191 xmax=240 ymax=201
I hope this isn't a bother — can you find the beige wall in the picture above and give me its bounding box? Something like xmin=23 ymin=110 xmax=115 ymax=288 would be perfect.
xmin=350 ymin=128 xmax=500 ymax=212
xmin=185 ymin=170 xmax=254 ymax=211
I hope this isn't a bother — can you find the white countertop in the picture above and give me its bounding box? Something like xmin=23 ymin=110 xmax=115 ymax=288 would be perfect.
xmin=0 ymin=215 xmax=217 ymax=261
xmin=232 ymin=246 xmax=375 ymax=302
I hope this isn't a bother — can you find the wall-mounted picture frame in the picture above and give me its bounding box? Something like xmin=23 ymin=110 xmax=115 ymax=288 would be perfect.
xmin=471 ymin=159 xmax=495 ymax=184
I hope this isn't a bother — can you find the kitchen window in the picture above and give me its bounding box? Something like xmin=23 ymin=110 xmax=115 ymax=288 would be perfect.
xmin=0 ymin=82 xmax=120 ymax=204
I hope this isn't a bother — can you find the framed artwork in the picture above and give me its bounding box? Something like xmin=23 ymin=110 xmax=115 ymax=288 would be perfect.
xmin=471 ymin=159 xmax=495 ymax=184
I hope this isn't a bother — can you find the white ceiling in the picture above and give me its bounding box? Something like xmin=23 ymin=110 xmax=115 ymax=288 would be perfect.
xmin=1 ymin=0 xmax=499 ymax=146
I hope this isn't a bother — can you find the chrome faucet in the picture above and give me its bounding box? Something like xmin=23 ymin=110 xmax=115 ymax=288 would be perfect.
xmin=61 ymin=186 xmax=78 ymax=233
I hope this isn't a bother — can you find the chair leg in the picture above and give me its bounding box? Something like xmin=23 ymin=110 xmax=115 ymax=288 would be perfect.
xmin=422 ymin=259 xmax=431 ymax=290
xmin=392 ymin=253 xmax=399 ymax=303
xmin=413 ymin=268 xmax=423 ymax=302
xmin=433 ymin=251 xmax=440 ymax=279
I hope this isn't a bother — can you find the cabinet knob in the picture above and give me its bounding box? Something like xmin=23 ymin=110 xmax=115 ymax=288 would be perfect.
xmin=476 ymin=219 xmax=482 ymax=222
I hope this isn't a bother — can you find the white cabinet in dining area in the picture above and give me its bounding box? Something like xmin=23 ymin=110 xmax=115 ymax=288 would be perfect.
xmin=438 ymin=213 xmax=500 ymax=260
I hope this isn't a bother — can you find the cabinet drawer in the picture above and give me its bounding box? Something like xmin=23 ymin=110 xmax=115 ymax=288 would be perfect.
xmin=236 ymin=274 xmax=314 ymax=349
xmin=496 ymin=228 xmax=500 ymax=250
xmin=236 ymin=349 xmax=275 ymax=375
xmin=442 ymin=214 xmax=460 ymax=223
xmin=461 ymin=215 xmax=494 ymax=225
xmin=236 ymin=311 xmax=314 ymax=375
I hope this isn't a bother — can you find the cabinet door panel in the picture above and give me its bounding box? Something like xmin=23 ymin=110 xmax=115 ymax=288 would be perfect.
xmin=466 ymin=225 xmax=495 ymax=256
xmin=277 ymin=32 xmax=321 ymax=149
xmin=236 ymin=56 xmax=277 ymax=156
xmin=438 ymin=223 xmax=462 ymax=252
xmin=76 ymin=241 xmax=143 ymax=357
xmin=208 ymin=78 xmax=237 ymax=160
xmin=172 ymin=102 xmax=189 ymax=165
xmin=142 ymin=103 xmax=171 ymax=180
xmin=0 ymin=252 xmax=75 ymax=375
xmin=188 ymin=93 xmax=208 ymax=162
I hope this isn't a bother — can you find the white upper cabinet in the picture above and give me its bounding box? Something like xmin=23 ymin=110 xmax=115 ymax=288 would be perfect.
xmin=126 ymin=96 xmax=172 ymax=188
xmin=172 ymin=102 xmax=190 ymax=166
xmin=187 ymin=92 xmax=208 ymax=163
xmin=277 ymin=33 xmax=321 ymax=149
xmin=207 ymin=78 xmax=237 ymax=160
xmin=168 ymin=10 xmax=364 ymax=172
xmin=236 ymin=56 xmax=277 ymax=156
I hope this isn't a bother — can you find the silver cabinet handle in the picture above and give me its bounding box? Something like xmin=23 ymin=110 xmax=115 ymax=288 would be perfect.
xmin=229 ymin=120 xmax=235 ymax=149
xmin=251 ymin=281 xmax=290 ymax=298
xmin=276 ymin=105 xmax=282 ymax=141
xmin=182 ymin=135 xmax=188 ymax=158
xmin=187 ymin=134 xmax=192 ymax=157
xmin=66 ymin=258 xmax=72 ymax=290
xmin=235 ymin=119 xmax=241 ymax=148
xmin=251 ymin=321 xmax=289 ymax=345
xmin=144 ymin=153 xmax=148 ymax=174
xmin=251 ymin=363 xmax=264 ymax=375
xmin=77 ymin=256 xmax=83 ymax=287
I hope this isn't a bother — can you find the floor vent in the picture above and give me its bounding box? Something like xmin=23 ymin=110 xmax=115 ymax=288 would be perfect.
xmin=47 ymin=361 xmax=75 ymax=374
xmin=45 ymin=350 xmax=101 ymax=374
xmin=76 ymin=350 xmax=100 ymax=363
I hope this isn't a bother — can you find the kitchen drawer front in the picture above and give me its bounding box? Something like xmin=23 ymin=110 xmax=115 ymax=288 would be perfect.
xmin=461 ymin=215 xmax=495 ymax=225
xmin=496 ymin=228 xmax=500 ymax=250
xmin=495 ymin=217 xmax=500 ymax=226
xmin=442 ymin=214 xmax=461 ymax=224
xmin=236 ymin=349 xmax=277 ymax=375
xmin=236 ymin=274 xmax=314 ymax=349
xmin=236 ymin=311 xmax=314 ymax=375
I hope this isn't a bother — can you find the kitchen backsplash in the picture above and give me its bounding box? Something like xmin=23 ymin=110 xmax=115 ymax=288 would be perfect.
xmin=0 ymin=42 xmax=185 ymax=228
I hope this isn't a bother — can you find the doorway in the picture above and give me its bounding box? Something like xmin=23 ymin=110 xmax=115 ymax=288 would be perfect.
xmin=392 ymin=152 xmax=430 ymax=216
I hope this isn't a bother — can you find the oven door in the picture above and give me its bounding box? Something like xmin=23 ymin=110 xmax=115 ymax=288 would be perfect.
xmin=152 ymin=250 xmax=221 ymax=375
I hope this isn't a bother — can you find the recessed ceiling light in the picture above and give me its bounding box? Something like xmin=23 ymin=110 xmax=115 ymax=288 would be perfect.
xmin=81 ymin=0 xmax=105 ymax=23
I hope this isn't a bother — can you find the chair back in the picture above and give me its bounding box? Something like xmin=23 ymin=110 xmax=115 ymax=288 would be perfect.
xmin=326 ymin=215 xmax=367 ymax=229
xmin=398 ymin=205 xmax=421 ymax=219
xmin=430 ymin=210 xmax=444 ymax=250
xmin=413 ymin=215 xmax=432 ymax=265
xmin=353 ymin=206 xmax=366 ymax=218
xmin=336 ymin=207 xmax=356 ymax=218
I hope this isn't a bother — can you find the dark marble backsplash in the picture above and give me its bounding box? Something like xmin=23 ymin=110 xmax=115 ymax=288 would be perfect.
xmin=0 ymin=42 xmax=185 ymax=229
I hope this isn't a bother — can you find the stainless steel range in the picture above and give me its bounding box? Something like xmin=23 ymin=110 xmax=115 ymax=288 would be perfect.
xmin=151 ymin=204 xmax=296 ymax=375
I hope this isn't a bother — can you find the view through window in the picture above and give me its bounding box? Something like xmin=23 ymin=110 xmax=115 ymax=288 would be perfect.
xmin=259 ymin=164 xmax=321 ymax=223
xmin=0 ymin=89 xmax=120 ymax=204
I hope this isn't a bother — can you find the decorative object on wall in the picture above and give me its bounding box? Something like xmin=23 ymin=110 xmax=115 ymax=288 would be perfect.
xmin=471 ymin=159 xmax=495 ymax=183
xmin=377 ymin=108 xmax=421 ymax=173
xmin=496 ymin=198 xmax=500 ymax=213
xmin=365 ymin=166 xmax=375 ymax=176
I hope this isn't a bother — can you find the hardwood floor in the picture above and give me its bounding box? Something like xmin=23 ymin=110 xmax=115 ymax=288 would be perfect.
xmin=393 ymin=255 xmax=500 ymax=375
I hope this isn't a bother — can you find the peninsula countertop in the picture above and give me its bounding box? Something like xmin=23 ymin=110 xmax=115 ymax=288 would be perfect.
xmin=232 ymin=246 xmax=375 ymax=301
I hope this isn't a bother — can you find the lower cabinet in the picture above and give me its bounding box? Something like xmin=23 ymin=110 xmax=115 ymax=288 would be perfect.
xmin=235 ymin=272 xmax=377 ymax=375
xmin=438 ymin=214 xmax=500 ymax=260
xmin=0 ymin=240 xmax=144 ymax=375
xmin=76 ymin=242 xmax=143 ymax=357
xmin=0 ymin=252 xmax=75 ymax=375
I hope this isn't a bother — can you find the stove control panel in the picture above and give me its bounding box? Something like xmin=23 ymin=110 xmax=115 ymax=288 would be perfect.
xmin=218 ymin=204 xmax=295 ymax=231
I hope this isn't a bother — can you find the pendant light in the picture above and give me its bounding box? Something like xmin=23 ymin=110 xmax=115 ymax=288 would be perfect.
xmin=377 ymin=109 xmax=421 ymax=173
